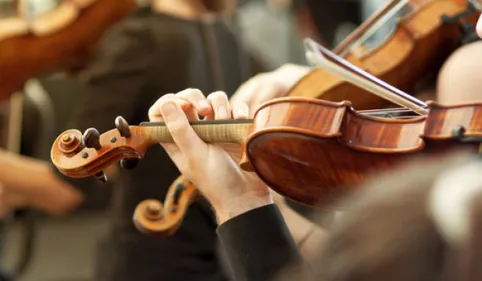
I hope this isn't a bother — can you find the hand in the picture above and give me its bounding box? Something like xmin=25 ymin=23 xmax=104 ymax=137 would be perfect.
xmin=230 ymin=64 xmax=311 ymax=117
xmin=0 ymin=183 xmax=28 ymax=218
xmin=149 ymin=89 xmax=273 ymax=224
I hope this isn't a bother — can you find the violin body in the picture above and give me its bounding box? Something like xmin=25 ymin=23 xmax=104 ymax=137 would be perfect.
xmin=0 ymin=0 xmax=136 ymax=101
xmin=290 ymin=0 xmax=479 ymax=109
xmin=244 ymin=98 xmax=479 ymax=207
xmin=50 ymin=97 xmax=481 ymax=210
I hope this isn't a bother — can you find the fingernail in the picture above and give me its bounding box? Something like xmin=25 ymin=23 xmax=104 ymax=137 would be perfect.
xmin=198 ymin=100 xmax=210 ymax=110
xmin=160 ymin=102 xmax=177 ymax=119
xmin=236 ymin=108 xmax=247 ymax=116
xmin=217 ymin=106 xmax=229 ymax=119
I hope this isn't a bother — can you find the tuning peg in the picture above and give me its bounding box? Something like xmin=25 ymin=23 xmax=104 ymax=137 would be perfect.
xmin=82 ymin=128 xmax=101 ymax=150
xmin=115 ymin=116 xmax=131 ymax=138
xmin=120 ymin=158 xmax=139 ymax=169
xmin=94 ymin=171 xmax=107 ymax=182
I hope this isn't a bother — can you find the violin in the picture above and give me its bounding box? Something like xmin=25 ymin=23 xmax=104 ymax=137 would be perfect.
xmin=159 ymin=0 xmax=482 ymax=235
xmin=288 ymin=0 xmax=480 ymax=110
xmin=49 ymin=95 xmax=482 ymax=236
xmin=50 ymin=0 xmax=482 ymax=236
xmin=49 ymin=34 xmax=482 ymax=235
xmin=133 ymin=176 xmax=199 ymax=237
xmin=0 ymin=0 xmax=136 ymax=101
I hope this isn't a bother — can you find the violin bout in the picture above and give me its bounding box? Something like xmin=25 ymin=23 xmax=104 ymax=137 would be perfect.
xmin=50 ymin=97 xmax=482 ymax=209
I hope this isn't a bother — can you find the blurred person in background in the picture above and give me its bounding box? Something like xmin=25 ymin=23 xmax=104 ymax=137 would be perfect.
xmin=150 ymin=89 xmax=482 ymax=281
xmin=0 ymin=0 xmax=257 ymax=280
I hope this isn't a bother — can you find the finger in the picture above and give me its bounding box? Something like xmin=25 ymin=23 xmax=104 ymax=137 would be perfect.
xmin=231 ymin=102 xmax=249 ymax=119
xmin=251 ymin=83 xmax=280 ymax=107
xmin=159 ymin=100 xmax=208 ymax=157
xmin=160 ymin=143 xmax=181 ymax=161
xmin=230 ymin=75 xmax=266 ymax=109
xmin=149 ymin=94 xmax=176 ymax=121
xmin=149 ymin=94 xmax=196 ymax=121
xmin=176 ymin=88 xmax=213 ymax=117
xmin=207 ymin=91 xmax=231 ymax=120
xmin=179 ymin=101 xmax=200 ymax=121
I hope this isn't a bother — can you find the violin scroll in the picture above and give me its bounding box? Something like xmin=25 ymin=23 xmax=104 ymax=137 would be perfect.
xmin=133 ymin=176 xmax=199 ymax=236
xmin=57 ymin=129 xmax=84 ymax=154
xmin=51 ymin=116 xmax=153 ymax=181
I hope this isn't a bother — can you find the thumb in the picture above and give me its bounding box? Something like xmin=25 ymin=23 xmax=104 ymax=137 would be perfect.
xmin=159 ymin=100 xmax=208 ymax=157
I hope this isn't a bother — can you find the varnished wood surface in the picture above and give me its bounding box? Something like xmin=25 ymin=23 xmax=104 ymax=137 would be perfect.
xmin=133 ymin=176 xmax=199 ymax=237
xmin=0 ymin=0 xmax=136 ymax=101
xmin=245 ymin=97 xmax=480 ymax=207
xmin=51 ymin=119 xmax=253 ymax=178
xmin=424 ymin=101 xmax=482 ymax=138
xmin=51 ymin=97 xmax=482 ymax=208
xmin=289 ymin=0 xmax=478 ymax=110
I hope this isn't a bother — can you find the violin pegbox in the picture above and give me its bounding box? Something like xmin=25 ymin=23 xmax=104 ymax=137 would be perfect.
xmin=115 ymin=116 xmax=140 ymax=169
xmin=51 ymin=116 xmax=149 ymax=181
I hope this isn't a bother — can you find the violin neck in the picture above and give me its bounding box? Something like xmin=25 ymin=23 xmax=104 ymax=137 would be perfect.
xmin=140 ymin=119 xmax=253 ymax=144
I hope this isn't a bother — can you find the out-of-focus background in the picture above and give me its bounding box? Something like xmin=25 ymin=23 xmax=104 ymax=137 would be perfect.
xmin=0 ymin=0 xmax=388 ymax=280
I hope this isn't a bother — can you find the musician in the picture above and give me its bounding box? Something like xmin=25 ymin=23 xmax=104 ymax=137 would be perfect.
xmin=0 ymin=0 xmax=261 ymax=280
xmin=148 ymin=89 xmax=482 ymax=281
xmin=0 ymin=0 xmax=330 ymax=278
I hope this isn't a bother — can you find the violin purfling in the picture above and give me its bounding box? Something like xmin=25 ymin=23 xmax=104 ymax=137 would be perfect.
xmin=50 ymin=96 xmax=482 ymax=236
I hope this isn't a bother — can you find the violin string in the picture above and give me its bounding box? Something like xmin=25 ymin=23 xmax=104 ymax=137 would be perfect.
xmin=334 ymin=0 xmax=401 ymax=56
xmin=317 ymin=42 xmax=427 ymax=108
xmin=304 ymin=39 xmax=428 ymax=115
xmin=346 ymin=0 xmax=410 ymax=55
xmin=359 ymin=107 xmax=426 ymax=114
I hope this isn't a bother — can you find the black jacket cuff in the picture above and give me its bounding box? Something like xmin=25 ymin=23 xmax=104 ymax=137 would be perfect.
xmin=217 ymin=204 xmax=304 ymax=281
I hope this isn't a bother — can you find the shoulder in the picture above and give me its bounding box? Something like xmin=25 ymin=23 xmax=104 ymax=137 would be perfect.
xmin=82 ymin=7 xmax=157 ymax=80
xmin=102 ymin=7 xmax=154 ymax=49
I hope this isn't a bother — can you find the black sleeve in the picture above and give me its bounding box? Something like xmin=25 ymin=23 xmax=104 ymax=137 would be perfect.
xmin=217 ymin=204 xmax=309 ymax=281
xmin=50 ymin=18 xmax=157 ymax=193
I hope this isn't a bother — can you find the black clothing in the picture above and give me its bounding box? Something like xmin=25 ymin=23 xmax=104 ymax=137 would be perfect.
xmin=294 ymin=0 xmax=362 ymax=48
xmin=217 ymin=204 xmax=307 ymax=281
xmin=52 ymin=7 xmax=251 ymax=281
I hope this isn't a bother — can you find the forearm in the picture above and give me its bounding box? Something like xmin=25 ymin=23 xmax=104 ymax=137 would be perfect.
xmin=0 ymin=150 xmax=83 ymax=215
xmin=217 ymin=204 xmax=309 ymax=281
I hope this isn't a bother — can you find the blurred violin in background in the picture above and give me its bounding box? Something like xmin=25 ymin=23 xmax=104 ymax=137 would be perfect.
xmin=0 ymin=0 xmax=136 ymax=101
xmin=288 ymin=0 xmax=481 ymax=110
xmin=49 ymin=0 xmax=482 ymax=237
xmin=158 ymin=0 xmax=482 ymax=236
xmin=48 ymin=40 xmax=482 ymax=235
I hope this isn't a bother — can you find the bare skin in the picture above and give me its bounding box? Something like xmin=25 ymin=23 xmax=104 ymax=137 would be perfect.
xmin=0 ymin=0 xmax=225 ymax=216
xmin=150 ymin=89 xmax=327 ymax=261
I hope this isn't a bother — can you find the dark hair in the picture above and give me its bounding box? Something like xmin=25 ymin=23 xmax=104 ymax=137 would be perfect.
xmin=278 ymin=151 xmax=482 ymax=281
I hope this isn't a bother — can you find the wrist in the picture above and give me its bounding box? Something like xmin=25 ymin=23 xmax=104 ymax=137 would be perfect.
xmin=214 ymin=193 xmax=273 ymax=225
